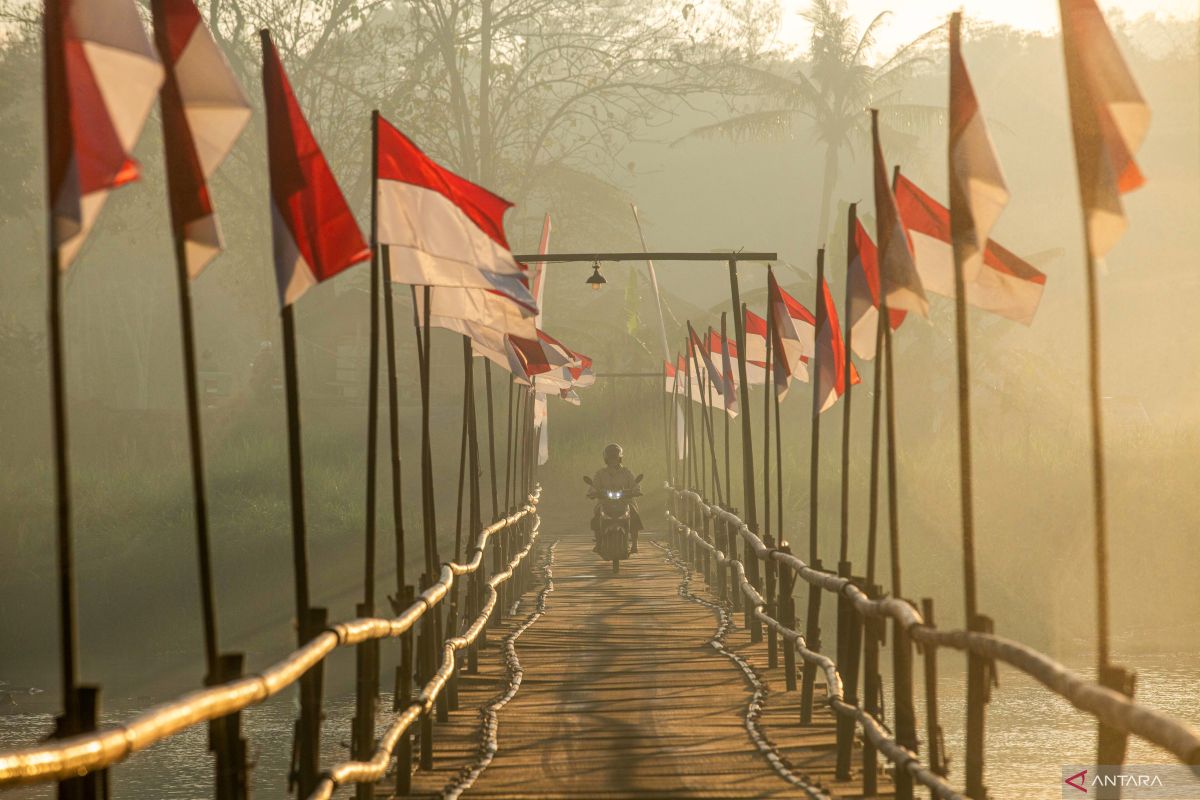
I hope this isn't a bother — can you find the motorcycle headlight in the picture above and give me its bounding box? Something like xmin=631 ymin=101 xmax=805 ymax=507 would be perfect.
xmin=606 ymin=490 xmax=621 ymax=499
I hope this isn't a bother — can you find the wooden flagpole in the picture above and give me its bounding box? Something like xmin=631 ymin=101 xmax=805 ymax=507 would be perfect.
xmin=728 ymin=261 xmax=757 ymax=530
xmin=800 ymin=248 xmax=826 ymax=723
xmin=720 ymin=314 xmax=732 ymax=502
xmin=762 ymin=292 xmax=773 ymax=543
xmin=504 ymin=378 xmax=515 ymax=511
xmin=381 ymin=254 xmax=405 ymax=595
xmin=416 ymin=286 xmax=438 ymax=579
xmin=865 ymin=309 xmax=885 ymax=588
xmin=484 ymin=361 xmax=499 ymax=520
xmin=839 ymin=204 xmax=856 ymax=568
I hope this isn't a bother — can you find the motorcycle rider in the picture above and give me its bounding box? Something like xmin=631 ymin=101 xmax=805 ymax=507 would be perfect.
xmin=591 ymin=443 xmax=643 ymax=553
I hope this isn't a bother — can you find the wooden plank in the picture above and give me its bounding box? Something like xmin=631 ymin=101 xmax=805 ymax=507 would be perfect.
xmin=378 ymin=529 xmax=893 ymax=799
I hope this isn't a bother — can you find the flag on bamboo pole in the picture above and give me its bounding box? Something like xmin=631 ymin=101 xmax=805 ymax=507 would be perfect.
xmin=374 ymin=116 xmax=536 ymax=310
xmin=665 ymin=357 xmax=687 ymax=460
xmin=681 ymin=340 xmax=723 ymax=408
xmin=814 ymin=278 xmax=861 ymax=414
xmin=46 ymin=0 xmax=164 ymax=268
xmin=262 ymin=31 xmax=369 ymax=305
xmin=871 ymin=109 xmax=928 ymax=317
xmin=895 ymin=174 xmax=1046 ymax=324
xmin=949 ymin=11 xmax=1009 ymax=284
xmin=847 ymin=216 xmax=907 ymax=360
xmin=767 ymin=271 xmax=816 ymax=399
xmin=740 ymin=310 xmax=771 ymax=386
xmin=152 ymin=0 xmax=250 ymax=277
xmin=708 ymin=329 xmax=740 ymax=417
xmin=532 ymin=213 xmax=552 ymax=326
xmin=688 ymin=323 xmax=724 ymax=397
xmin=1059 ymin=0 xmax=1149 ymax=260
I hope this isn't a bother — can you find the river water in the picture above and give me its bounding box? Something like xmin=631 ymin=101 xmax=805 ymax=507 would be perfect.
xmin=2 ymin=652 xmax=1197 ymax=799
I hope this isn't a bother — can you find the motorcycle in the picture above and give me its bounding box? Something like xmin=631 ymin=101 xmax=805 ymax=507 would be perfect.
xmin=583 ymin=473 xmax=643 ymax=573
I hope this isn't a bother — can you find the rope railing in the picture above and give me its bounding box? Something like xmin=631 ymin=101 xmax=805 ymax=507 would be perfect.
xmin=0 ymin=488 xmax=542 ymax=789
xmin=666 ymin=484 xmax=1200 ymax=796
xmin=308 ymin=510 xmax=543 ymax=799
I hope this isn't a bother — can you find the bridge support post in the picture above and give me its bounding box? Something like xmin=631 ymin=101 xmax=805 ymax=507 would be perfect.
xmin=394 ymin=585 xmax=415 ymax=796
xmin=55 ymin=686 xmax=107 ymax=800
xmin=352 ymin=602 xmax=380 ymax=800
xmin=417 ymin=574 xmax=435 ymax=770
xmin=211 ymin=653 xmax=248 ymax=800
xmin=861 ymin=583 xmax=884 ymax=797
xmin=293 ymin=607 xmax=327 ymax=799
xmin=779 ymin=546 xmax=797 ymax=691
xmin=765 ymin=535 xmax=778 ymax=668
xmin=745 ymin=537 xmax=762 ymax=643
xmin=702 ymin=513 xmax=713 ymax=585
xmin=921 ymin=599 xmax=948 ymax=783
xmin=799 ymin=560 xmax=823 ymax=723
xmin=966 ymin=612 xmax=997 ymax=798
xmin=835 ymin=570 xmax=864 ymax=781
xmin=892 ymin=609 xmax=919 ymax=800
xmin=1096 ymin=664 xmax=1136 ymax=781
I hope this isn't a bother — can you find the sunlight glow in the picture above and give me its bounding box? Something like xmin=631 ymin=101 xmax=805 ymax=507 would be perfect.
xmin=776 ymin=0 xmax=1198 ymax=57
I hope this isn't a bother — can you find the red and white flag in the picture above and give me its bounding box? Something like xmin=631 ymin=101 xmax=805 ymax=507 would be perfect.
xmin=665 ymin=357 xmax=687 ymax=460
xmin=707 ymin=329 xmax=739 ymax=417
xmin=767 ymin=270 xmax=816 ymax=399
xmin=847 ymin=211 xmax=906 ymax=360
xmin=375 ymin=116 xmax=535 ymax=310
xmin=152 ymin=0 xmax=250 ymax=277
xmin=814 ymin=278 xmax=860 ymax=415
xmin=505 ymin=333 xmax=563 ymax=382
xmin=1059 ymin=0 xmax=1149 ymax=260
xmin=897 ymin=173 xmax=1046 ymax=325
xmin=46 ymin=0 xmax=163 ymax=268
xmin=688 ymin=323 xmax=724 ymax=398
xmin=261 ymin=31 xmax=369 ymax=305
xmin=871 ymin=109 xmax=928 ymax=317
xmin=741 ymin=310 xmax=771 ymax=386
xmin=949 ymin=12 xmax=1009 ymax=284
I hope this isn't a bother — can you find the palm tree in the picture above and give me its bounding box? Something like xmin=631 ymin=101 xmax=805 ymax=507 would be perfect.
xmin=684 ymin=0 xmax=943 ymax=247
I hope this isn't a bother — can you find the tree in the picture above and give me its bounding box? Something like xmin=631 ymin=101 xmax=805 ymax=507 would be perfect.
xmin=681 ymin=0 xmax=943 ymax=247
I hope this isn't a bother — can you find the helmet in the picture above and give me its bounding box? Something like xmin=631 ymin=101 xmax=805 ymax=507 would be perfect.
xmin=603 ymin=443 xmax=623 ymax=465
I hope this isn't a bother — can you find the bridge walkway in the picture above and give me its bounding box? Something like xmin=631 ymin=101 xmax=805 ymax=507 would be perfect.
xmin=392 ymin=526 xmax=890 ymax=799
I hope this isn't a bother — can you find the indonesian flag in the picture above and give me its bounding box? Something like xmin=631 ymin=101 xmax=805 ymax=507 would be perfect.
xmin=814 ymin=278 xmax=860 ymax=415
xmin=949 ymin=12 xmax=1009 ymax=284
xmin=665 ymin=357 xmax=686 ymax=461
xmin=871 ymin=109 xmax=928 ymax=317
xmin=680 ymin=349 xmax=722 ymax=408
xmin=896 ymin=173 xmax=1046 ymax=325
xmin=375 ymin=115 xmax=535 ymax=310
xmin=767 ymin=271 xmax=816 ymax=399
xmin=741 ymin=310 xmax=771 ymax=386
xmin=708 ymin=328 xmax=739 ymax=417
xmin=152 ymin=0 xmax=250 ymax=277
xmin=847 ymin=210 xmax=906 ymax=360
xmin=46 ymin=0 xmax=164 ymax=268
xmin=261 ymin=31 xmax=368 ymax=306
xmin=688 ymin=323 xmax=723 ymax=397
xmin=505 ymin=330 xmax=571 ymax=384
xmin=1059 ymin=0 xmax=1149 ymax=260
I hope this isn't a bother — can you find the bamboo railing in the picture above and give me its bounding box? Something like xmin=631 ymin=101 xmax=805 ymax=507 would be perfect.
xmin=0 ymin=489 xmax=543 ymax=795
xmin=665 ymin=484 xmax=1200 ymax=798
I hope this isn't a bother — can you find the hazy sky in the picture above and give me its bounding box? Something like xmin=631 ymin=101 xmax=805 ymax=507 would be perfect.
xmin=776 ymin=0 xmax=1198 ymax=55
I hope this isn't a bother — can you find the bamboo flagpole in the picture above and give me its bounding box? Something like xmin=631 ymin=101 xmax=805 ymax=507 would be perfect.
xmin=484 ymin=362 xmax=500 ymax=519
xmin=839 ymin=205 xmax=856 ymax=569
xmin=762 ymin=294 xmax=774 ymax=542
xmin=1058 ymin=0 xmax=1148 ymax=766
xmin=720 ymin=314 xmax=732 ymax=501
xmin=728 ymin=261 xmax=757 ymax=530
xmin=800 ymin=249 xmax=826 ymax=723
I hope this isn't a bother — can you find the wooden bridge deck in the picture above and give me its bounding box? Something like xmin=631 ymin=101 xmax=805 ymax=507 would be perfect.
xmin=390 ymin=527 xmax=892 ymax=799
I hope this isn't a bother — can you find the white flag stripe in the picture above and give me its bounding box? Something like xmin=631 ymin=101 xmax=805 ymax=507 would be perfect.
xmin=378 ymin=179 xmax=527 ymax=288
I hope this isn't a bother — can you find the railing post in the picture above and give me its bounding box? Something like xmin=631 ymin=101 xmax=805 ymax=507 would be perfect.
xmin=417 ymin=575 xmax=435 ymax=770
xmin=921 ymin=598 xmax=948 ymax=782
xmin=779 ymin=546 xmax=797 ymax=691
xmin=445 ymin=598 xmax=460 ymax=713
xmin=290 ymin=606 xmax=327 ymax=799
xmin=1097 ymin=663 xmax=1136 ymax=789
xmin=56 ymin=686 xmax=107 ymax=800
xmin=745 ymin=532 xmax=763 ymax=643
xmin=765 ymin=536 xmax=778 ymax=667
xmin=212 ymin=653 xmax=248 ymax=800
xmin=702 ymin=512 xmax=713 ymax=584
xmin=967 ymin=612 xmax=997 ymax=798
xmin=800 ymin=559 xmax=824 ymax=723
xmin=352 ymin=602 xmax=380 ymax=800
xmin=393 ymin=585 xmax=414 ymax=796
xmin=861 ymin=583 xmax=884 ymax=797
xmin=716 ymin=511 xmax=728 ymax=602
xmin=892 ymin=605 xmax=919 ymax=800
xmin=836 ymin=571 xmax=864 ymax=781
